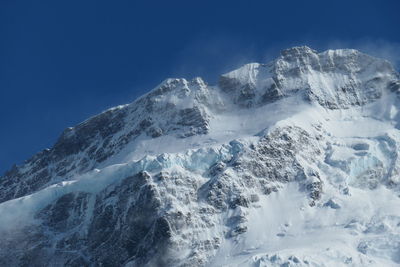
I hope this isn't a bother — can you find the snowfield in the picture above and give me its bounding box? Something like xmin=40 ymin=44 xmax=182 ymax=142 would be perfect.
xmin=1 ymin=46 xmax=400 ymax=266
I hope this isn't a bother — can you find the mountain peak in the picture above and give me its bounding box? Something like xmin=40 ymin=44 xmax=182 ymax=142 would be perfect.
xmin=280 ymin=45 xmax=318 ymax=57
xmin=218 ymin=46 xmax=398 ymax=109
xmin=1 ymin=47 xmax=400 ymax=266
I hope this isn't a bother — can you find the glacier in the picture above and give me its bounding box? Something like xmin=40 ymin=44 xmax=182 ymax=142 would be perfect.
xmin=1 ymin=46 xmax=400 ymax=266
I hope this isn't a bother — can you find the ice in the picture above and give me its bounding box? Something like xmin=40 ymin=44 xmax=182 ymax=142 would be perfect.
xmin=1 ymin=46 xmax=400 ymax=266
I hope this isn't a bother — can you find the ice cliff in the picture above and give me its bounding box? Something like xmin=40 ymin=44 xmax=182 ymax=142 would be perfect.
xmin=1 ymin=46 xmax=400 ymax=266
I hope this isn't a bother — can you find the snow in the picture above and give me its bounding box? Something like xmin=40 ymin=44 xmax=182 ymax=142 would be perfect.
xmin=212 ymin=184 xmax=400 ymax=267
xmin=221 ymin=63 xmax=273 ymax=91
xmin=1 ymin=46 xmax=400 ymax=266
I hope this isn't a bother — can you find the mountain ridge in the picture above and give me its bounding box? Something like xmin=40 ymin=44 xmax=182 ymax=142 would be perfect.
xmin=1 ymin=46 xmax=400 ymax=266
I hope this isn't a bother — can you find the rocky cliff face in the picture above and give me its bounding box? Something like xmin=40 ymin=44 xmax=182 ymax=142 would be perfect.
xmin=1 ymin=46 xmax=400 ymax=266
xmin=219 ymin=46 xmax=398 ymax=108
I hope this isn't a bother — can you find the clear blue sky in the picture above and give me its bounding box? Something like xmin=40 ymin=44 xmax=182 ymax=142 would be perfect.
xmin=1 ymin=0 xmax=399 ymax=174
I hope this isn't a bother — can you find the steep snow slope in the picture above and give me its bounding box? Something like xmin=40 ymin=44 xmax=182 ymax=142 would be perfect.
xmin=1 ymin=46 xmax=400 ymax=266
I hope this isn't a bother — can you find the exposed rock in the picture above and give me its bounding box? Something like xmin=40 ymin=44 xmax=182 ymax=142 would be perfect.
xmin=1 ymin=46 xmax=400 ymax=266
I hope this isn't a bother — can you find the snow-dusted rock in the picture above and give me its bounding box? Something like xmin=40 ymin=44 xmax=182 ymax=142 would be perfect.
xmin=219 ymin=46 xmax=399 ymax=109
xmin=1 ymin=46 xmax=400 ymax=266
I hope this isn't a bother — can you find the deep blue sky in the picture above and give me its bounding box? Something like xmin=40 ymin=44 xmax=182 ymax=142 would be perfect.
xmin=1 ymin=0 xmax=399 ymax=174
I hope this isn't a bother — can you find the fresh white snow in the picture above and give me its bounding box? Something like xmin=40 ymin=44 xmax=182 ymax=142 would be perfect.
xmin=1 ymin=46 xmax=400 ymax=266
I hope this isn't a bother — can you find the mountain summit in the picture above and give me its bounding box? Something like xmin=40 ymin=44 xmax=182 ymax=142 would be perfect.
xmin=1 ymin=46 xmax=400 ymax=266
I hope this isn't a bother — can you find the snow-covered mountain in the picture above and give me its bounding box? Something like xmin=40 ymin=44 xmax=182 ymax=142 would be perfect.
xmin=1 ymin=46 xmax=400 ymax=266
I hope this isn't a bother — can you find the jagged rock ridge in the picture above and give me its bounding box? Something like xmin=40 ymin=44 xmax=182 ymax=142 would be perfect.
xmin=1 ymin=46 xmax=400 ymax=266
